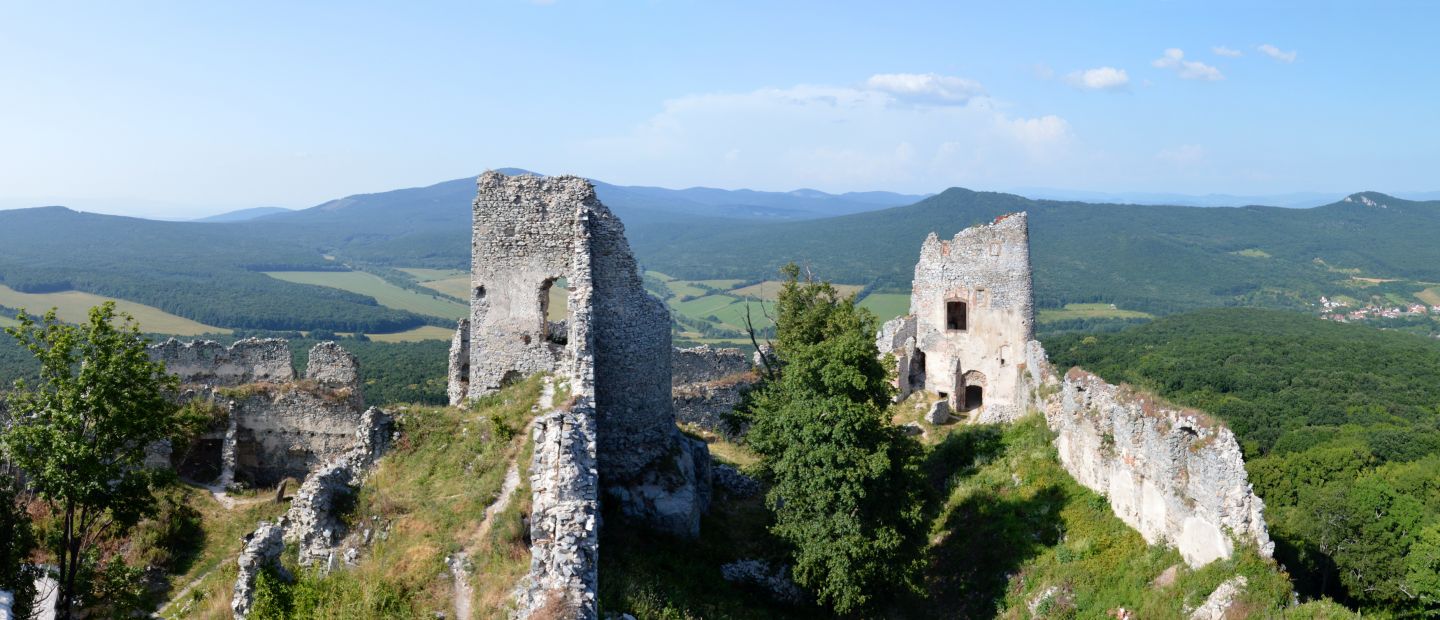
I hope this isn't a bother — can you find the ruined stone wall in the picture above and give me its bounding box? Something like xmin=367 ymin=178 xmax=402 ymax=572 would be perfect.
xmin=447 ymin=318 xmax=471 ymax=406
xmin=1048 ymin=368 xmax=1273 ymax=567
xmin=671 ymin=346 xmax=751 ymax=386
xmin=671 ymin=346 xmax=757 ymax=437
xmin=149 ymin=338 xmax=294 ymax=386
xmin=152 ymin=340 xmax=369 ymax=488
xmin=464 ymin=173 xmax=591 ymax=399
xmin=514 ymin=405 xmax=599 ymax=620
xmin=910 ymin=213 xmax=1034 ymax=423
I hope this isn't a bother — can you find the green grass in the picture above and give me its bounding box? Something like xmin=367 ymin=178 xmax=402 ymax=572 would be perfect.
xmin=397 ymin=268 xmax=467 ymax=282
xmin=264 ymin=271 xmax=467 ymax=320
xmin=158 ymin=486 xmax=290 ymax=619
xmin=696 ymin=279 xmax=746 ymax=290
xmin=1038 ymin=303 xmax=1153 ymax=324
xmin=646 ymin=270 xmax=676 ymax=282
xmin=200 ymin=377 xmax=546 ymax=619
xmin=906 ymin=414 xmax=1304 ymax=618
xmin=858 ymin=293 xmax=911 ymax=322
xmin=0 ymin=284 xmax=230 ymax=336
xmin=732 ymin=281 xmax=862 ymax=301
xmin=708 ymin=299 xmax=776 ymax=331
xmin=670 ymin=294 xmax=741 ymax=317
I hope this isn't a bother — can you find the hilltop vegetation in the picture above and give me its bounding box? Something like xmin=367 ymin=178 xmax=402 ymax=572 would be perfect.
xmin=1046 ymin=308 xmax=1440 ymax=614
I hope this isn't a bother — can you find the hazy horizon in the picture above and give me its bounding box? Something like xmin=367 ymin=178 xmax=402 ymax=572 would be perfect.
xmin=3 ymin=2 xmax=1438 ymax=218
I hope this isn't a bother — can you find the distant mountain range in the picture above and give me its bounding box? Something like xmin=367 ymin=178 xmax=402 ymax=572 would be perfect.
xmin=194 ymin=206 xmax=293 ymax=222
xmin=1 ymin=170 xmax=1438 ymax=332
xmin=1012 ymin=188 xmax=1440 ymax=209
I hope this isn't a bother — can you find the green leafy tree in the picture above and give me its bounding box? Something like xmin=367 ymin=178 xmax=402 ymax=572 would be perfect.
xmin=742 ymin=264 xmax=926 ymax=614
xmin=1 ymin=303 xmax=195 ymax=619
xmin=0 ymin=475 xmax=39 ymax=618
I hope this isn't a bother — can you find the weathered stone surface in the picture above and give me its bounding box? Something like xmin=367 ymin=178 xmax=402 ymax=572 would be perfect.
xmin=306 ymin=341 xmax=359 ymax=389
xmin=876 ymin=214 xmax=1034 ymax=423
xmin=449 ymin=172 xmax=714 ymax=618
xmin=232 ymin=522 xmax=287 ymax=619
xmin=1048 ymin=369 xmax=1273 ymax=567
xmin=901 ymin=422 xmax=924 ymax=436
xmin=281 ymin=406 xmax=393 ymax=568
xmin=514 ymin=407 xmax=599 ymax=620
xmin=446 ymin=318 xmax=471 ymax=406
xmin=155 ymin=339 xmax=369 ymax=487
xmin=1189 ymin=575 xmax=1248 ymax=620
xmin=925 ymin=399 xmax=952 ymax=424
xmin=713 ymin=464 xmax=762 ymax=498
xmin=719 ymin=559 xmax=808 ymax=605
xmin=671 ymin=346 xmax=750 ymax=386
xmin=150 ymin=338 xmax=294 ymax=386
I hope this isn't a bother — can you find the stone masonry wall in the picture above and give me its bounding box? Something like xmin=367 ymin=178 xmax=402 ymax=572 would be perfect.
xmin=149 ymin=338 xmax=295 ymax=386
xmin=152 ymin=340 xmax=369 ymax=488
xmin=1047 ymin=368 xmax=1274 ymax=567
xmin=513 ymin=404 xmax=599 ymax=619
xmin=909 ymin=213 xmax=1034 ymax=423
xmin=671 ymin=346 xmax=757 ymax=437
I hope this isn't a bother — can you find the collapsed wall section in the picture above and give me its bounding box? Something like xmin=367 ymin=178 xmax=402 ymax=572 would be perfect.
xmin=150 ymin=340 xmax=370 ymax=487
xmin=671 ymin=346 xmax=758 ymax=437
xmin=1047 ymin=368 xmax=1274 ymax=567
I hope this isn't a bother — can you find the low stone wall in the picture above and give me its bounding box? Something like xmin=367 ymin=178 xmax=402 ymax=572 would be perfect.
xmin=514 ymin=404 xmax=599 ymax=620
xmin=230 ymin=386 xmax=365 ymax=487
xmin=1048 ymin=368 xmax=1273 ymax=567
xmin=149 ymin=338 xmax=294 ymax=386
xmin=671 ymin=346 xmax=750 ymax=386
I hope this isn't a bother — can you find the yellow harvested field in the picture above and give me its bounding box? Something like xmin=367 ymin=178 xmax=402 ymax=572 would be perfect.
xmin=0 ymin=284 xmax=229 ymax=336
xmin=1037 ymin=303 xmax=1153 ymax=324
xmin=264 ymin=271 xmax=467 ymax=319
xmin=1417 ymin=287 xmax=1440 ymax=306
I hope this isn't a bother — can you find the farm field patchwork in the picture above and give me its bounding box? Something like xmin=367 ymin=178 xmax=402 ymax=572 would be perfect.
xmin=364 ymin=325 xmax=457 ymax=342
xmin=0 ymin=284 xmax=229 ymax=336
xmin=858 ymin=293 xmax=910 ymax=322
xmin=731 ymin=280 xmax=863 ymax=301
xmin=400 ymin=268 xmax=470 ymax=299
xmin=265 ymin=271 xmax=467 ymax=320
xmin=1415 ymin=286 xmax=1440 ymax=306
xmin=1037 ymin=303 xmax=1153 ymax=324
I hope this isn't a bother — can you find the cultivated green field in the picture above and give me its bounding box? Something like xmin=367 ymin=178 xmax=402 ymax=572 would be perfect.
xmin=858 ymin=293 xmax=910 ymax=322
xmin=400 ymin=268 xmax=471 ymax=300
xmin=1417 ymin=286 xmax=1440 ymax=306
xmin=364 ymin=325 xmax=457 ymax=342
xmin=265 ymin=271 xmax=467 ymax=320
xmin=732 ymin=280 xmax=863 ymax=301
xmin=1038 ymin=303 xmax=1153 ymax=324
xmin=0 ymin=284 xmax=230 ymax=336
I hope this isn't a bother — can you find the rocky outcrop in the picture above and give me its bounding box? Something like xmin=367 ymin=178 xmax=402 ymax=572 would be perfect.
xmin=1048 ymin=369 xmax=1273 ymax=567
xmin=231 ymin=522 xmax=287 ymax=619
xmin=1189 ymin=576 xmax=1248 ymax=620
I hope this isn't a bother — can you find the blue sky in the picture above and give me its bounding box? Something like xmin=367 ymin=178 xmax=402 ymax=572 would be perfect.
xmin=1 ymin=1 xmax=1435 ymax=217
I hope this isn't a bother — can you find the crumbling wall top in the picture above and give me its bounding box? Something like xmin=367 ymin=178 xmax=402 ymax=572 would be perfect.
xmin=306 ymin=341 xmax=360 ymax=391
xmin=149 ymin=338 xmax=294 ymax=386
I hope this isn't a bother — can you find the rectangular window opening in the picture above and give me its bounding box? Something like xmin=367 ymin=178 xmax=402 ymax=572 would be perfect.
xmin=946 ymin=300 xmax=967 ymax=331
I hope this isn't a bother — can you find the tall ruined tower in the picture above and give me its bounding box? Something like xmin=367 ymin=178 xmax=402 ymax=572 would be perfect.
xmin=448 ymin=171 xmax=710 ymax=619
xmin=878 ymin=212 xmax=1034 ymax=423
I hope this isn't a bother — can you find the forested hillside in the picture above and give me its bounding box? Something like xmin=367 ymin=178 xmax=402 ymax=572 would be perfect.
xmin=635 ymin=190 xmax=1440 ymax=315
xmin=1045 ymin=309 xmax=1440 ymax=614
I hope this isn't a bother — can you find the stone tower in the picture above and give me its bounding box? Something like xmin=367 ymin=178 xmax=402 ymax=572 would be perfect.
xmin=448 ymin=170 xmax=710 ymax=530
xmin=877 ymin=212 xmax=1034 ymax=423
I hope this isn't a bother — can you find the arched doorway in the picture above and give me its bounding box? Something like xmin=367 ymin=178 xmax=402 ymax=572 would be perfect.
xmin=960 ymin=370 xmax=987 ymax=411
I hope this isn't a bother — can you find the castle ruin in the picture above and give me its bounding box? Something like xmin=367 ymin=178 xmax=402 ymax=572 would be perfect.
xmin=878 ymin=212 xmax=1035 ymax=423
xmin=447 ymin=172 xmax=712 ymax=618
xmin=882 ymin=214 xmax=1272 ymax=568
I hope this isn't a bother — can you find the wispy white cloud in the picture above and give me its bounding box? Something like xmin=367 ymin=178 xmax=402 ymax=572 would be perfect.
xmin=1152 ymin=48 xmax=1224 ymax=81
xmin=1257 ymin=44 xmax=1297 ymax=63
xmin=576 ymin=74 xmax=1075 ymax=191
xmin=863 ymin=72 xmax=985 ymax=104
xmin=1065 ymin=66 xmax=1130 ymax=91
xmin=1212 ymin=46 xmax=1243 ymax=58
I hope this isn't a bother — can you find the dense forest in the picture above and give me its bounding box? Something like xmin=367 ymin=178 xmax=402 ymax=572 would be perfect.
xmin=632 ymin=190 xmax=1440 ymax=315
xmin=1046 ymin=309 xmax=1440 ymax=614
xmin=0 ymin=331 xmax=448 ymax=406
xmin=0 ymin=208 xmax=432 ymax=332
